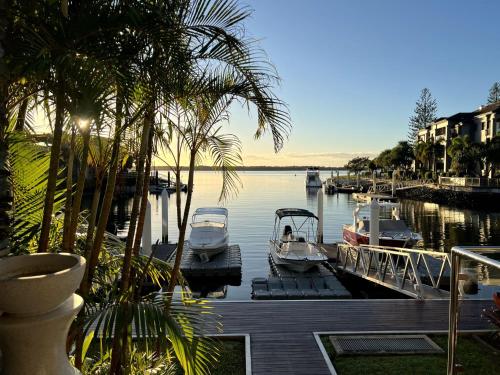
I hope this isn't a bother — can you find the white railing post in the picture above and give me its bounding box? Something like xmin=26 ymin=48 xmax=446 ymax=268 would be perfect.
xmin=369 ymin=199 xmax=380 ymax=246
xmin=447 ymin=246 xmax=500 ymax=375
xmin=317 ymin=189 xmax=324 ymax=244
xmin=161 ymin=188 xmax=169 ymax=243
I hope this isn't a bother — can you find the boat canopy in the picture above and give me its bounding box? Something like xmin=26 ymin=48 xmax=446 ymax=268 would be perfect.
xmin=275 ymin=208 xmax=318 ymax=220
xmin=193 ymin=207 xmax=228 ymax=217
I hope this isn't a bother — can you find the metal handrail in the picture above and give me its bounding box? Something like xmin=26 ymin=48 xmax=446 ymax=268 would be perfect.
xmin=335 ymin=243 xmax=451 ymax=299
xmin=447 ymin=246 xmax=500 ymax=375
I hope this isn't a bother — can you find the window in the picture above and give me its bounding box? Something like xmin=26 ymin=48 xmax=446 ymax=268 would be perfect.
xmin=435 ymin=127 xmax=446 ymax=136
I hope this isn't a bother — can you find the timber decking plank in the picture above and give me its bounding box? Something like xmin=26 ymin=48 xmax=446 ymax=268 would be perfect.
xmin=212 ymin=299 xmax=493 ymax=375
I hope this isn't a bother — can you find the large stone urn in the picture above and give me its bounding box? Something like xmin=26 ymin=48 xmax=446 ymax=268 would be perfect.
xmin=0 ymin=252 xmax=85 ymax=375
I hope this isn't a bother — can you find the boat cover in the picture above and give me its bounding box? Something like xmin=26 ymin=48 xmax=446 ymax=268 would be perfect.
xmin=358 ymin=219 xmax=410 ymax=232
xmin=193 ymin=207 xmax=228 ymax=216
xmin=275 ymin=208 xmax=318 ymax=219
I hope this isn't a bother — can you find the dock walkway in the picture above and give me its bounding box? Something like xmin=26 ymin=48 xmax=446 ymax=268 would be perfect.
xmin=211 ymin=299 xmax=493 ymax=375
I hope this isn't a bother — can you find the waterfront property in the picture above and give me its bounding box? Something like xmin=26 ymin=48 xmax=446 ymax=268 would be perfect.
xmin=210 ymin=299 xmax=493 ymax=375
xmin=417 ymin=101 xmax=500 ymax=175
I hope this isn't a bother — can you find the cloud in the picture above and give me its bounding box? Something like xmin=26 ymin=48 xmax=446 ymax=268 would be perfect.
xmin=242 ymin=151 xmax=378 ymax=167
xmin=286 ymin=152 xmax=377 ymax=159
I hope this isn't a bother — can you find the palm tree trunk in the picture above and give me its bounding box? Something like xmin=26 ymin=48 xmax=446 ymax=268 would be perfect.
xmin=15 ymin=97 xmax=29 ymax=131
xmin=165 ymin=149 xmax=196 ymax=304
xmin=131 ymin=130 xmax=153 ymax=258
xmin=62 ymin=125 xmax=75 ymax=252
xmin=38 ymin=75 xmax=65 ymax=253
xmin=73 ymin=173 xmax=102 ymax=370
xmin=83 ymin=174 xmax=102 ymax=259
xmin=67 ymin=129 xmax=91 ymax=252
xmin=175 ymin=166 xmax=182 ymax=230
xmin=83 ymin=92 xmax=123 ymax=293
xmin=120 ymin=104 xmax=153 ymax=292
xmin=109 ymin=103 xmax=152 ymax=375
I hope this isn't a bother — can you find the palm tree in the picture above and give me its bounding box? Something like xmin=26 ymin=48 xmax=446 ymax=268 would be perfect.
xmin=5 ymin=1 xmax=290 ymax=374
xmin=447 ymin=135 xmax=481 ymax=176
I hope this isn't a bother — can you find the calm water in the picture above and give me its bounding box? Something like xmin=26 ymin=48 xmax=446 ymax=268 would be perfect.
xmin=110 ymin=171 xmax=500 ymax=300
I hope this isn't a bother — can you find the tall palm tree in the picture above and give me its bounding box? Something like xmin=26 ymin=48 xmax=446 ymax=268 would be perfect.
xmin=447 ymin=135 xmax=480 ymax=176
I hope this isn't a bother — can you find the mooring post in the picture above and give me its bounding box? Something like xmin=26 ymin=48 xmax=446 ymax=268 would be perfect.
xmin=317 ymin=188 xmax=324 ymax=243
xmin=392 ymin=170 xmax=396 ymax=197
xmin=369 ymin=199 xmax=380 ymax=246
xmin=161 ymin=188 xmax=168 ymax=243
xmin=141 ymin=200 xmax=152 ymax=255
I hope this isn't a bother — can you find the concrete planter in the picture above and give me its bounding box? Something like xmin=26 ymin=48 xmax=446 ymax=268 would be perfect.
xmin=0 ymin=253 xmax=85 ymax=375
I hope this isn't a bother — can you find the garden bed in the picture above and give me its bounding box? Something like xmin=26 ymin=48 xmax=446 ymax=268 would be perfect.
xmin=320 ymin=334 xmax=499 ymax=375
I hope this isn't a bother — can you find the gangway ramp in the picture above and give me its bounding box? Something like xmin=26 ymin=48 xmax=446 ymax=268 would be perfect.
xmin=334 ymin=244 xmax=451 ymax=299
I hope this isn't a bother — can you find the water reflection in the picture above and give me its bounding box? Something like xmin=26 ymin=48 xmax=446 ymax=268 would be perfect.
xmin=100 ymin=171 xmax=500 ymax=300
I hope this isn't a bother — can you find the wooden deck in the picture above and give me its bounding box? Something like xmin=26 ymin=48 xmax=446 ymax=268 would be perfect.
xmin=211 ymin=299 xmax=494 ymax=375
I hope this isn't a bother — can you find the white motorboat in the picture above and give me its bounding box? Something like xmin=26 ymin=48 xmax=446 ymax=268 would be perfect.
xmin=270 ymin=208 xmax=328 ymax=273
xmin=189 ymin=207 xmax=229 ymax=262
xmin=305 ymin=167 xmax=322 ymax=188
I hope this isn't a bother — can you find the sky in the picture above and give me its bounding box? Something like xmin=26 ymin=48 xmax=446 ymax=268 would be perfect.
xmin=229 ymin=0 xmax=500 ymax=167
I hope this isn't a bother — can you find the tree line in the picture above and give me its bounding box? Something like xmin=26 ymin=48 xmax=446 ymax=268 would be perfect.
xmin=344 ymin=84 xmax=500 ymax=179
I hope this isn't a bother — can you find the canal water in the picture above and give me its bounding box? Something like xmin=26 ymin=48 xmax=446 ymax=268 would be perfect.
xmin=109 ymin=170 xmax=500 ymax=300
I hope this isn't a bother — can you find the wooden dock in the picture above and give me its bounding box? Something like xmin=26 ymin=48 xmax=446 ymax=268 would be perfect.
xmin=211 ymin=299 xmax=494 ymax=375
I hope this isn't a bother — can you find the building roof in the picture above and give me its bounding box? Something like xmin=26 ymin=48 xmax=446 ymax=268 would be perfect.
xmin=474 ymin=101 xmax=500 ymax=115
xmin=275 ymin=208 xmax=318 ymax=219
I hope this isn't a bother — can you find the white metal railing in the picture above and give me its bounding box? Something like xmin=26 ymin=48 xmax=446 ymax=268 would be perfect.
xmin=447 ymin=246 xmax=500 ymax=375
xmin=335 ymin=244 xmax=452 ymax=299
xmin=439 ymin=177 xmax=500 ymax=187
xmin=367 ymin=180 xmax=432 ymax=194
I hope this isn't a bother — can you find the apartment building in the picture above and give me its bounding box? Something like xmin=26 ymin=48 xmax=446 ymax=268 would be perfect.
xmin=417 ymin=101 xmax=500 ymax=173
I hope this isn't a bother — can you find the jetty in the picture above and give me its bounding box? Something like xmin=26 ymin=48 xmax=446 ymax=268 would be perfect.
xmin=174 ymin=244 xmax=242 ymax=279
xmin=251 ymin=255 xmax=351 ymax=300
xmin=333 ymin=243 xmax=451 ymax=299
xmin=210 ymin=299 xmax=494 ymax=375
xmin=352 ymin=192 xmax=398 ymax=203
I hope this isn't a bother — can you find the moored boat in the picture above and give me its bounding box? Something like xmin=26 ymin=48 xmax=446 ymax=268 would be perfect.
xmin=305 ymin=167 xmax=322 ymax=188
xmin=343 ymin=203 xmax=423 ymax=248
xmin=270 ymin=208 xmax=328 ymax=272
xmin=189 ymin=207 xmax=229 ymax=262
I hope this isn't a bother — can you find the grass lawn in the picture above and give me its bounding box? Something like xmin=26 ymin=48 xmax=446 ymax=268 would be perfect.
xmin=211 ymin=340 xmax=246 ymax=375
xmin=320 ymin=335 xmax=499 ymax=375
xmin=173 ymin=339 xmax=245 ymax=375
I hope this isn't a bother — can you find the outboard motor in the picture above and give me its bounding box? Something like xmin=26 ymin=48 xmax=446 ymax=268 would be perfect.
xmin=283 ymin=225 xmax=292 ymax=236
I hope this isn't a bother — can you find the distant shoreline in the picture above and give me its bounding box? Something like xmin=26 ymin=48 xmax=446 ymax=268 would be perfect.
xmin=153 ymin=166 xmax=345 ymax=171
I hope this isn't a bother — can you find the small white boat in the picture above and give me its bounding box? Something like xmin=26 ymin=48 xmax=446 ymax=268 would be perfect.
xmin=305 ymin=167 xmax=322 ymax=188
xmin=189 ymin=207 xmax=229 ymax=262
xmin=270 ymin=208 xmax=328 ymax=273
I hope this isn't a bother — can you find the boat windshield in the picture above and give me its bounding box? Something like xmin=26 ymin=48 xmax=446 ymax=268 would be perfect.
xmin=272 ymin=214 xmax=318 ymax=243
xmin=191 ymin=208 xmax=228 ymax=227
